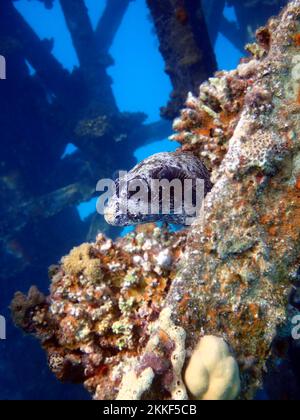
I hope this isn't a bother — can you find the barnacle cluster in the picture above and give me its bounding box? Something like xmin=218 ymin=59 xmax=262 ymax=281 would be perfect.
xmin=75 ymin=115 xmax=110 ymax=140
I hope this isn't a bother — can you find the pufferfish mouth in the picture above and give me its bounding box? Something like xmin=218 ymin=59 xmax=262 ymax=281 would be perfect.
xmin=104 ymin=206 xmax=118 ymax=225
xmin=104 ymin=206 xmax=133 ymax=227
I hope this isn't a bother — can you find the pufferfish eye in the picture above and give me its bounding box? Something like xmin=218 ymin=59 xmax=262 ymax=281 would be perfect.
xmin=127 ymin=177 xmax=147 ymax=200
xmin=128 ymin=190 xmax=136 ymax=199
xmin=128 ymin=186 xmax=143 ymax=200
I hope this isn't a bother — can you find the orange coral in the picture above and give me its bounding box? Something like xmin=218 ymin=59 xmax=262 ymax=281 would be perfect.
xmin=297 ymin=88 xmax=300 ymax=105
xmin=175 ymin=7 xmax=188 ymax=25
xmin=294 ymin=33 xmax=300 ymax=46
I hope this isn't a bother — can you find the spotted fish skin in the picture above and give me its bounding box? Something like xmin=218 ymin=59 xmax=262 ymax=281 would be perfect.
xmin=104 ymin=152 xmax=212 ymax=226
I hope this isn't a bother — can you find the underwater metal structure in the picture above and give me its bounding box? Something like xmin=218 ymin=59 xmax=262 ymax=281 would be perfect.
xmin=146 ymin=0 xmax=217 ymax=119
xmin=202 ymin=0 xmax=287 ymax=52
xmin=12 ymin=0 xmax=300 ymax=400
xmin=0 ymin=0 xmax=172 ymax=282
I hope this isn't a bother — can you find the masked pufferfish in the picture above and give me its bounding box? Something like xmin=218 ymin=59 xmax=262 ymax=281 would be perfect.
xmin=104 ymin=152 xmax=212 ymax=226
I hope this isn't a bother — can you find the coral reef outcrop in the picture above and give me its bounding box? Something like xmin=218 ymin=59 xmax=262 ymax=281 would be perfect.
xmin=11 ymin=225 xmax=187 ymax=399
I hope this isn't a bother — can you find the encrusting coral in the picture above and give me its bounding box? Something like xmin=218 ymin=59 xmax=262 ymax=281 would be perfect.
xmin=11 ymin=0 xmax=300 ymax=400
xmin=61 ymin=243 xmax=104 ymax=282
xmin=116 ymin=306 xmax=188 ymax=400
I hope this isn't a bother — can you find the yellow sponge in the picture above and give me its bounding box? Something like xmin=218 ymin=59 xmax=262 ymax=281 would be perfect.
xmin=184 ymin=335 xmax=240 ymax=400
